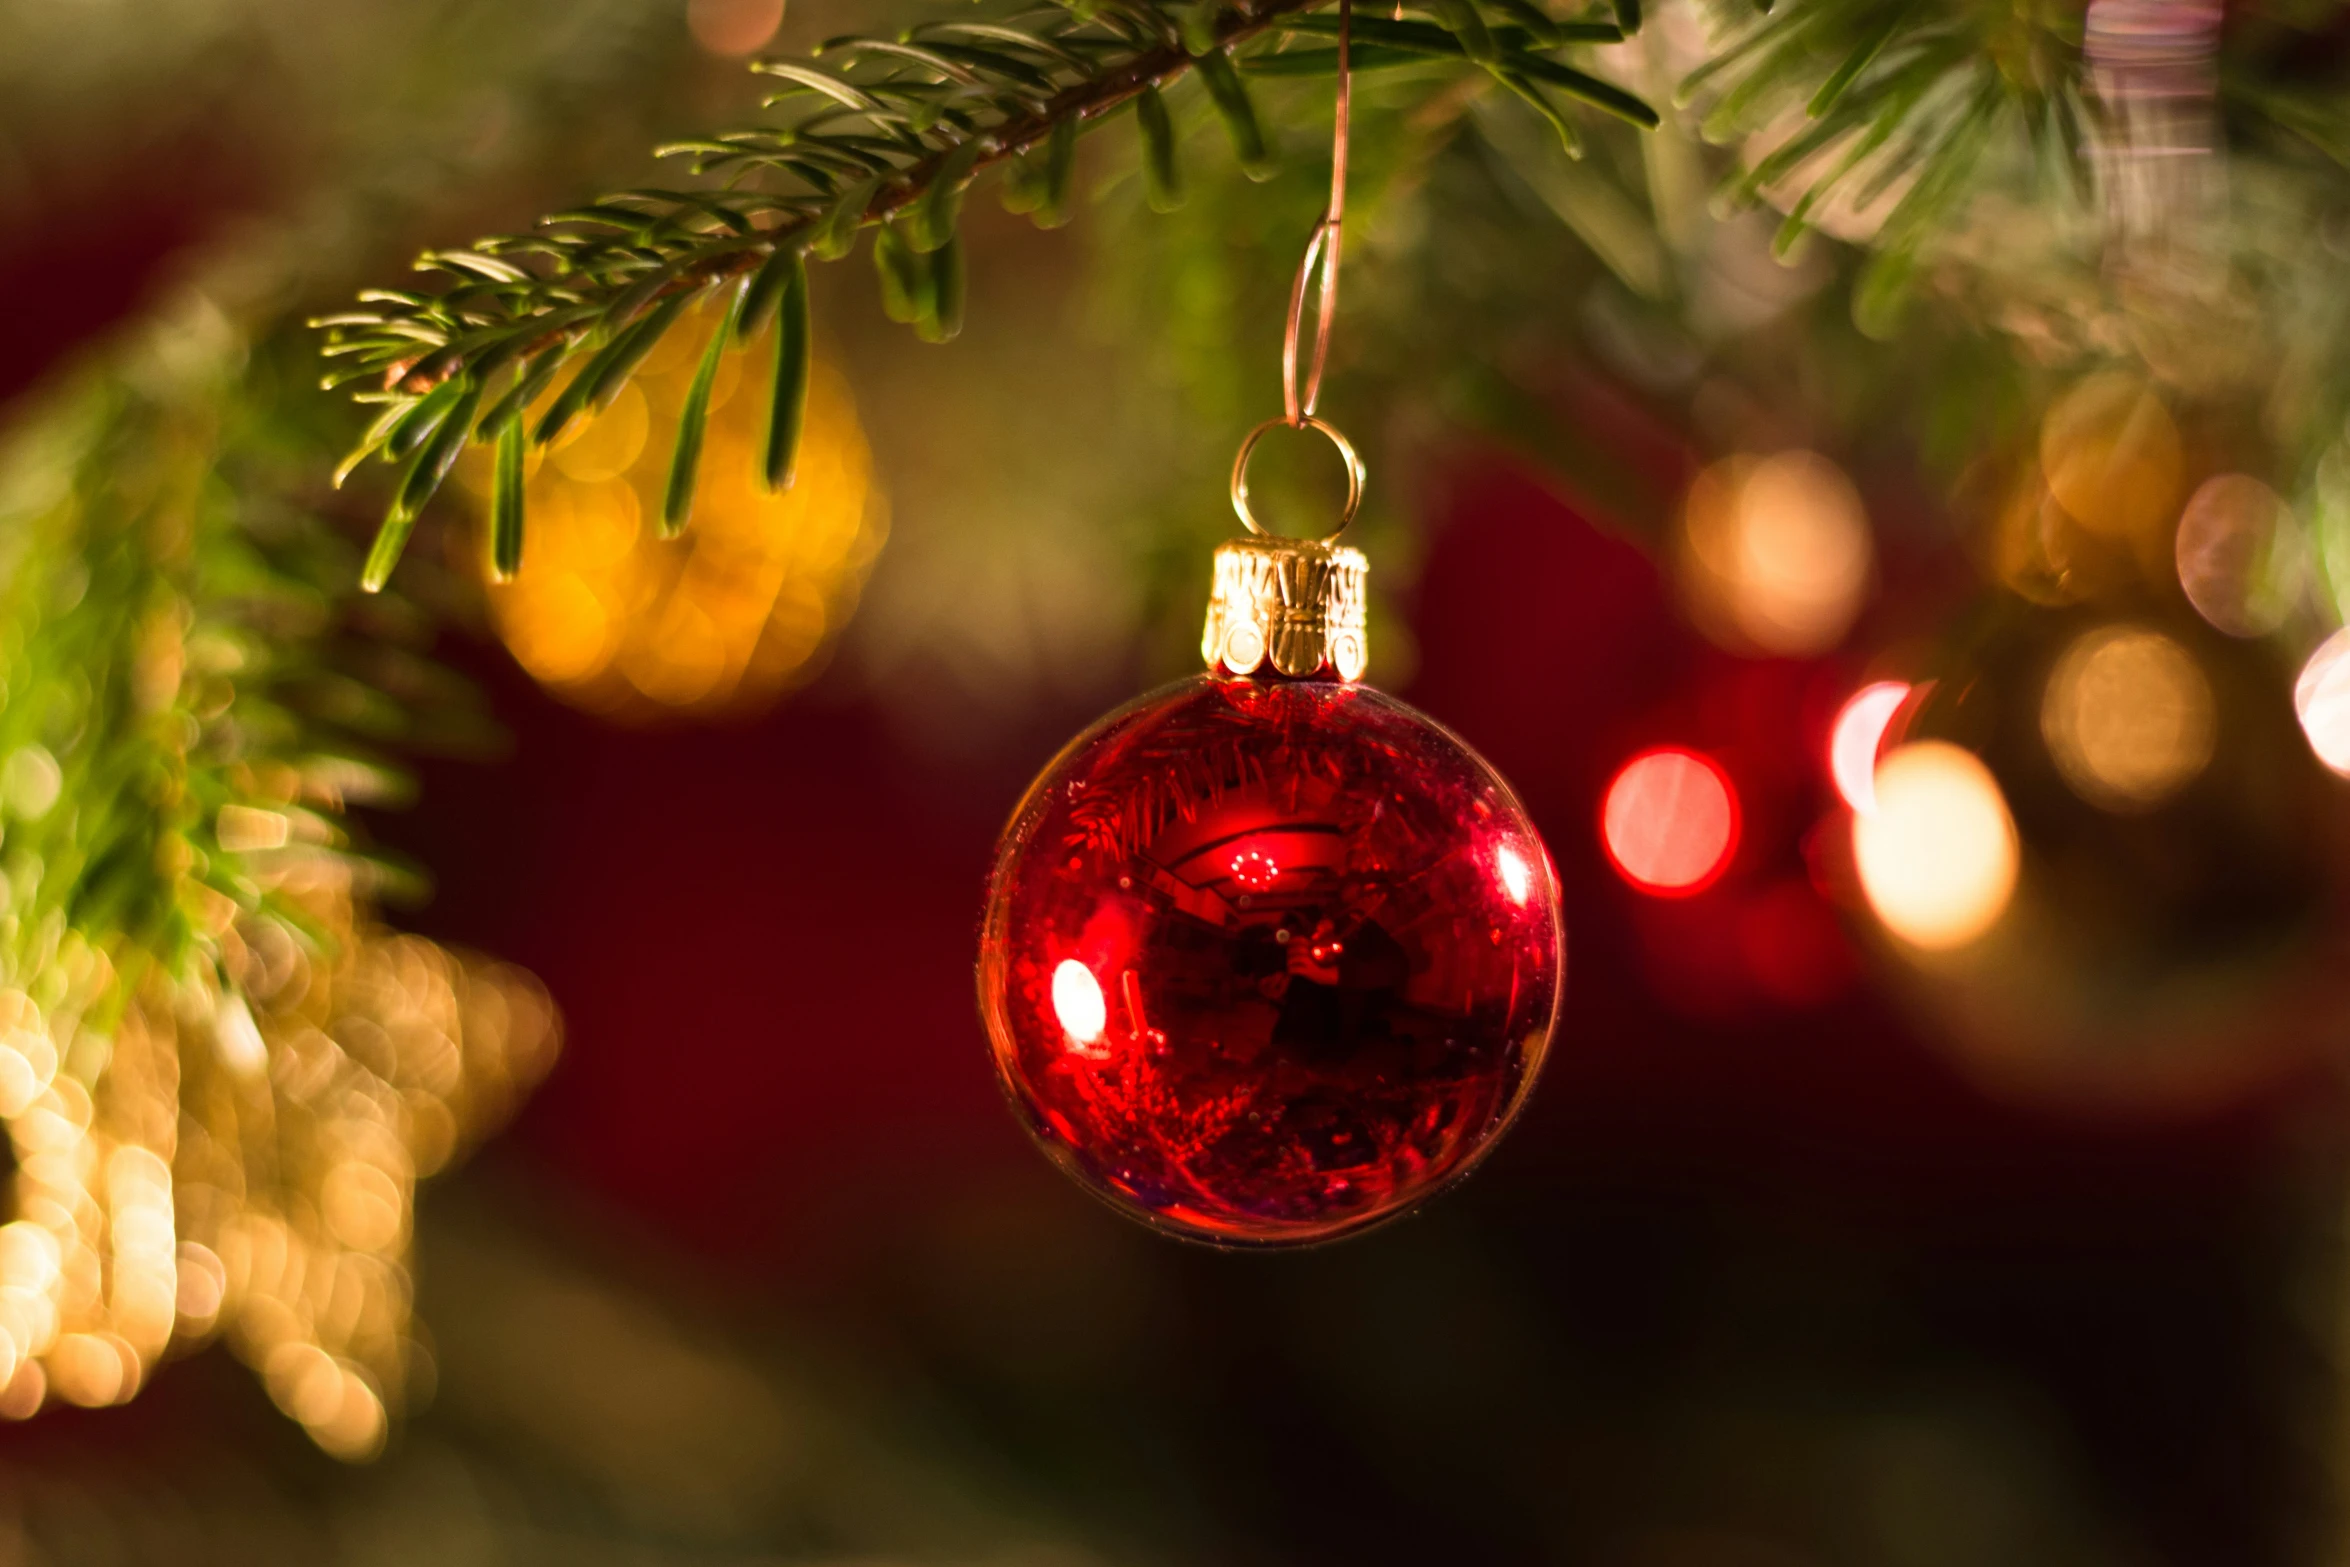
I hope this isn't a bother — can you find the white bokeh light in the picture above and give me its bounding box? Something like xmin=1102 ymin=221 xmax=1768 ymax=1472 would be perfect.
xmin=2296 ymin=629 xmax=2350 ymax=777
xmin=1829 ymin=681 xmax=1911 ymax=816
xmin=1855 ymin=742 xmax=2019 ymax=950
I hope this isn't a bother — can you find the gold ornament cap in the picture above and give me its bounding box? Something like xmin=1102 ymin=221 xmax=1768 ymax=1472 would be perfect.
xmin=1201 ymin=535 xmax=1369 ymax=682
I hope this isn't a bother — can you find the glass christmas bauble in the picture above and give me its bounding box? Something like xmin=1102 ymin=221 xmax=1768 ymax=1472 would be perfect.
xmin=979 ymin=674 xmax=1564 ymax=1246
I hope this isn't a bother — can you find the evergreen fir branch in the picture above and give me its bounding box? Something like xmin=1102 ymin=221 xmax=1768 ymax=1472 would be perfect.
xmin=0 ymin=329 xmax=481 ymax=1017
xmin=315 ymin=0 xmax=1649 ymax=589
xmin=1683 ymin=0 xmax=2083 ymax=297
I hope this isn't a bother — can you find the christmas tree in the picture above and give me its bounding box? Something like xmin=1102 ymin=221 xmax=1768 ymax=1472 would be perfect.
xmin=2 ymin=0 xmax=2348 ymax=1559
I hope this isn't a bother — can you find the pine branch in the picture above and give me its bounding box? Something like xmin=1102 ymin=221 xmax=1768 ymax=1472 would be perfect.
xmin=0 ymin=346 xmax=469 ymax=1001
xmin=315 ymin=0 xmax=1652 ymax=589
xmin=1682 ymin=0 xmax=2084 ymax=312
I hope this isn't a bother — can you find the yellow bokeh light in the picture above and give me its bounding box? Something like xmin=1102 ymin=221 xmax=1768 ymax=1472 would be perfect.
xmin=2039 ymin=372 xmax=2182 ymax=541
xmin=45 ymin=1332 xmax=130 ymax=1408
xmin=0 ymin=861 xmax=557 ymax=1451
xmin=549 ymin=381 xmax=650 ymax=484
xmin=1680 ymin=450 xmax=1872 ymax=657
xmin=1854 ymin=741 xmax=2019 ymax=950
xmin=462 ymin=303 xmax=887 ymax=721
xmin=2040 ymin=625 xmax=2215 ymax=812
xmin=688 ymin=0 xmax=784 ymax=55
xmin=1987 ymin=476 xmax=2091 ymax=606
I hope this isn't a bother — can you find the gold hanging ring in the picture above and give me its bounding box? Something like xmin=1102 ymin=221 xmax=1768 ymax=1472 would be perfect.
xmin=1229 ymin=415 xmax=1366 ymax=543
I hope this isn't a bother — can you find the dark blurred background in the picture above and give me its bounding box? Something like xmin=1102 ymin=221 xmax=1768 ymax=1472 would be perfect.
xmin=4 ymin=0 xmax=2350 ymax=1562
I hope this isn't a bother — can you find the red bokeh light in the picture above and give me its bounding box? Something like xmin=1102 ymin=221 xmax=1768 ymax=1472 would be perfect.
xmin=1601 ymin=748 xmax=1740 ymax=897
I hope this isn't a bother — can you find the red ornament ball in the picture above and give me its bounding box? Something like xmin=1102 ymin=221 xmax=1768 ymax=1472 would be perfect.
xmin=979 ymin=674 xmax=1564 ymax=1246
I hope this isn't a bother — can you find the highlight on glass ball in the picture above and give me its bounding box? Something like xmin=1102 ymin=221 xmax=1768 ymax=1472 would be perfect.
xmin=978 ymin=676 xmax=1564 ymax=1247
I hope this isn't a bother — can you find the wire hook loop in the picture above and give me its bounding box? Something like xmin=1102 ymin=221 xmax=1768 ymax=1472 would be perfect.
xmin=1278 ymin=0 xmax=1351 ymax=426
xmin=1229 ymin=414 xmax=1366 ymax=542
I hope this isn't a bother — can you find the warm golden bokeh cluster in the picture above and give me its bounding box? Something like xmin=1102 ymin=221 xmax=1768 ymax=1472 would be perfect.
xmin=1677 ymin=450 xmax=1873 ymax=659
xmin=0 ymin=856 xmax=555 ymax=1456
xmin=460 ymin=307 xmax=887 ymax=722
xmin=1991 ymin=371 xmax=2313 ymax=654
xmin=1838 ymin=368 xmax=2348 ymax=969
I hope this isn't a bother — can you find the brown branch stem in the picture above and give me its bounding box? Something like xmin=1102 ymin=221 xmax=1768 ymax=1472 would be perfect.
xmin=394 ymin=0 xmax=1341 ymax=397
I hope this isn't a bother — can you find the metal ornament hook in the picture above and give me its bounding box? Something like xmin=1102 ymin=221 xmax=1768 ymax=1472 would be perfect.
xmin=1227 ymin=0 xmax=1362 ymax=545
xmin=1278 ymin=0 xmax=1351 ymax=428
xmin=1282 ymin=219 xmax=1342 ymax=428
xmin=1229 ymin=415 xmax=1367 ymax=542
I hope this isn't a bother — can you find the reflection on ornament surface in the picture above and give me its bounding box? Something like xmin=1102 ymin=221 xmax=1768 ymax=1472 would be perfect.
xmin=1602 ymin=748 xmax=1739 ymax=896
xmin=980 ymin=676 xmax=1562 ymax=1246
xmin=1854 ymin=742 xmax=2018 ymax=950
xmin=2040 ymin=625 xmax=2215 ymax=812
xmin=459 ymin=306 xmax=885 ymax=721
